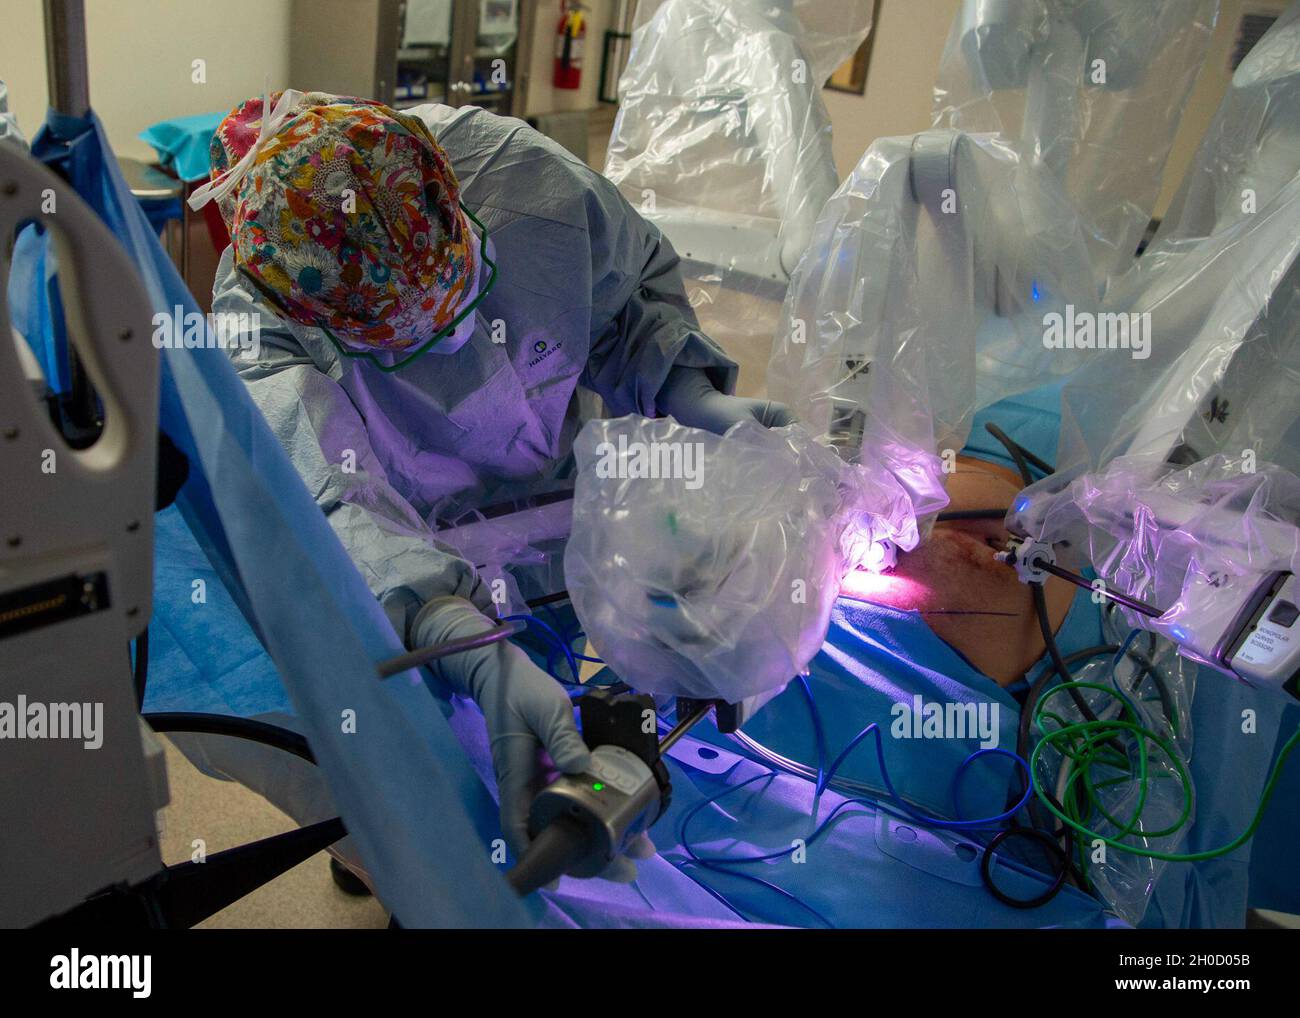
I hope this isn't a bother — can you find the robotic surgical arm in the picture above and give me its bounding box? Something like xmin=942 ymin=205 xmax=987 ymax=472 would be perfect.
xmin=956 ymin=0 xmax=1160 ymax=174
xmin=988 ymin=8 xmax=1300 ymax=703
xmin=606 ymin=0 xmax=853 ymax=285
xmin=1000 ymin=455 xmax=1300 ymax=702
xmin=768 ymin=125 xmax=1096 ymax=573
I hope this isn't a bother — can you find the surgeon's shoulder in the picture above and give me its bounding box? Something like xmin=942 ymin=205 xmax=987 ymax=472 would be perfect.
xmin=211 ymin=246 xmax=254 ymax=310
xmin=210 ymin=246 xmax=316 ymax=374
xmin=409 ymin=103 xmax=632 ymax=233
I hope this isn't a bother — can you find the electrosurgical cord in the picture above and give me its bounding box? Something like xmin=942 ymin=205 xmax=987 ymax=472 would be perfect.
xmin=145 ymin=711 xmax=317 ymax=763
xmin=1030 ymin=660 xmax=1300 ymax=864
xmin=936 ymin=508 xmax=1008 ymax=522
xmin=984 ymin=419 xmax=1109 ymax=731
xmin=976 ymin=420 xmax=1265 ymax=875
xmin=983 ymin=421 xmax=1054 ymax=477
xmin=979 ymin=420 xmax=1148 ymax=898
xmin=671 ymin=677 xmax=1036 ymax=925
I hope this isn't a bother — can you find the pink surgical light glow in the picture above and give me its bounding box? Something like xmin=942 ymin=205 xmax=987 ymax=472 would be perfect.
xmin=838 ymin=561 xmax=924 ymax=602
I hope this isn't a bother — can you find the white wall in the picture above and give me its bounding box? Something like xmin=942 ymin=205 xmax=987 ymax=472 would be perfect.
xmin=823 ymin=0 xmax=962 ymax=180
xmin=3 ymin=0 xmax=1288 ymax=211
xmin=0 ymin=0 xmax=292 ymax=162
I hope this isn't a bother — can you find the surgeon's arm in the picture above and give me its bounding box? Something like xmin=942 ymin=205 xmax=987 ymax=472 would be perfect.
xmin=231 ymin=346 xmax=622 ymax=868
xmin=581 ymin=197 xmax=737 ymax=418
xmin=249 ymin=364 xmax=495 ymax=638
xmin=580 ymin=203 xmax=793 ymax=433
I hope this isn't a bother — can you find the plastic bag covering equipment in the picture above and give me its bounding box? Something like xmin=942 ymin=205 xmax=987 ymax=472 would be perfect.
xmin=565 ymin=416 xmax=877 ymax=702
xmin=1026 ymin=603 xmax=1200 ymax=927
xmin=18 ymin=110 xmax=532 ymax=928
xmin=1011 ymin=453 xmax=1300 ymax=686
xmin=1049 ymin=4 xmax=1300 ymax=479
xmin=1009 ymin=452 xmax=1300 ymax=923
xmin=932 ymin=0 xmax=1217 ymax=288
xmin=766 ymin=0 xmax=1218 ymax=557
xmin=605 ymin=0 xmax=874 ymax=396
xmin=768 ymin=131 xmax=1098 ymax=549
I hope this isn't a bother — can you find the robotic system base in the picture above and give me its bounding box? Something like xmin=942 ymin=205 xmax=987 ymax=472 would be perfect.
xmin=0 ymin=135 xmax=352 ymax=929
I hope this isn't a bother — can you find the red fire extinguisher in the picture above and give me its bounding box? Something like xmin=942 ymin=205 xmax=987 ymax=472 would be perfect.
xmin=553 ymin=2 xmax=586 ymax=90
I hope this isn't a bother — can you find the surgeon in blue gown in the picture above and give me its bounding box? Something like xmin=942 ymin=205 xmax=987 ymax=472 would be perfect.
xmin=196 ymin=91 xmax=792 ymax=871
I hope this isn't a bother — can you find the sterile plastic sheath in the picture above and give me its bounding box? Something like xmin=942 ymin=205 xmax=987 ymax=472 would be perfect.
xmin=768 ymin=130 xmax=1101 ymax=546
xmin=564 ymin=415 xmax=869 ymax=702
xmin=605 ymin=0 xmax=874 ymax=396
xmin=932 ymin=0 xmax=1215 ymax=288
xmin=1048 ymin=7 xmax=1300 ymax=478
xmin=1156 ymin=2 xmax=1300 ymax=248
xmin=1012 ymin=453 xmax=1300 ymax=659
xmin=1007 ymin=451 xmax=1300 ymax=918
xmin=1025 ymin=604 xmax=1200 ymax=926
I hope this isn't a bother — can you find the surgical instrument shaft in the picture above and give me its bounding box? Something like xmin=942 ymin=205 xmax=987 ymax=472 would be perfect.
xmin=375 ymin=620 xmax=527 ymax=679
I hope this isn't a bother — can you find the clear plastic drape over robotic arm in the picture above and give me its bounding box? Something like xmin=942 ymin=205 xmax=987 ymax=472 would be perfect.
xmin=765 ymin=0 xmax=1216 ymax=571
xmin=762 ymin=30 xmax=1169 ymax=556
xmin=605 ymin=0 xmax=874 ymax=395
xmin=1047 ymin=3 xmax=1300 ymax=479
xmin=933 ymin=0 xmax=1217 ymax=289
xmin=1007 ymin=7 xmax=1300 ymax=701
xmin=767 ymin=130 xmax=1098 ymax=566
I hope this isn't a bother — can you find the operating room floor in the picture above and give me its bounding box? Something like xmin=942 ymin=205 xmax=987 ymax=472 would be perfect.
xmin=157 ymin=738 xmax=390 ymax=929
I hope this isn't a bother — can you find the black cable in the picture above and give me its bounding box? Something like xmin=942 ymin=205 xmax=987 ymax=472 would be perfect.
xmin=1011 ymin=663 xmax=1087 ymax=897
xmin=525 ymin=590 xmax=571 ymax=609
xmin=984 ymin=419 xmax=1102 ymax=726
xmin=144 ymin=712 xmax=316 ymax=764
xmin=1007 ymin=632 xmax=1178 ymax=905
xmin=981 ymin=420 xmax=1099 ymax=903
xmin=985 ymin=421 xmax=1036 ymax=488
xmin=1015 ymin=644 xmax=1124 ymax=775
xmin=1014 ymin=444 xmax=1054 ymax=477
xmin=1034 ymin=584 xmax=1103 ymax=726
xmin=132 ymin=627 xmax=149 ymax=712
xmin=1015 ymin=645 xmax=1119 ymax=819
xmin=983 ymin=421 xmax=1054 ymax=477
xmin=978 ymin=420 xmax=1178 ymax=907
xmin=980 ymin=826 xmax=1071 ymax=910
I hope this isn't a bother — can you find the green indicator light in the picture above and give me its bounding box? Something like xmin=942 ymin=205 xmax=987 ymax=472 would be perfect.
xmin=592 ymin=782 xmax=604 ymax=791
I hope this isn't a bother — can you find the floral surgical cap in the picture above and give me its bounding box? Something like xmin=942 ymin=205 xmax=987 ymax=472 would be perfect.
xmin=209 ymin=91 xmax=478 ymax=351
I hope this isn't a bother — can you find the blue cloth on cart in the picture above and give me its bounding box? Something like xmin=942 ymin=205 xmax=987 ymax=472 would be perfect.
xmin=138 ymin=111 xmax=223 ymax=183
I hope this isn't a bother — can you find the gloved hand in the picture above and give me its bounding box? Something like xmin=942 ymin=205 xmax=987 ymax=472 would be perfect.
xmin=656 ymin=365 xmax=796 ymax=435
xmin=409 ymin=596 xmax=653 ymax=881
